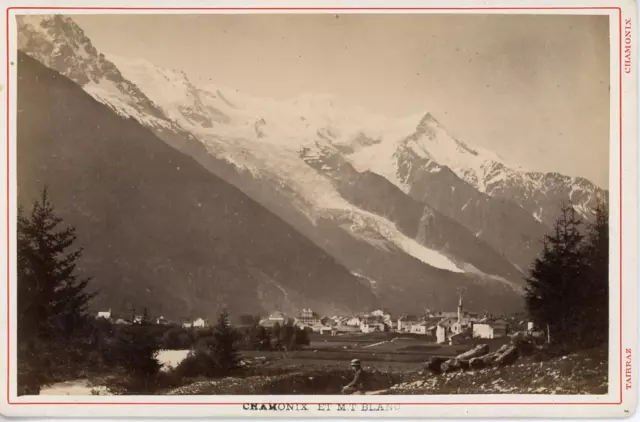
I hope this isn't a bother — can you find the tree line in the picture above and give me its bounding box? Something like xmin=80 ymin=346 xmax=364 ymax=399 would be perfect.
xmin=525 ymin=202 xmax=608 ymax=348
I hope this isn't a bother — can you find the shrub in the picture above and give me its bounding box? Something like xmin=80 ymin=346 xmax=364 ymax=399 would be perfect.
xmin=112 ymin=324 xmax=161 ymax=391
xmin=172 ymin=350 xmax=224 ymax=379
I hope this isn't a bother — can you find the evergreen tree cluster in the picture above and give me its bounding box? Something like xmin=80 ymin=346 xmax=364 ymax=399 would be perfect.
xmin=16 ymin=188 xmax=163 ymax=395
xmin=175 ymin=311 xmax=242 ymax=378
xmin=17 ymin=188 xmax=95 ymax=394
xmin=269 ymin=319 xmax=310 ymax=351
xmin=113 ymin=307 xmax=162 ymax=390
xmin=525 ymin=202 xmax=609 ymax=348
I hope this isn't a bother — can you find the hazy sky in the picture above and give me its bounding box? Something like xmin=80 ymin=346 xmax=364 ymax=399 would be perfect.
xmin=72 ymin=13 xmax=610 ymax=188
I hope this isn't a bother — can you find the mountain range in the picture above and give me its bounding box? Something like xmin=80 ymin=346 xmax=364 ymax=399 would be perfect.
xmin=15 ymin=15 xmax=608 ymax=319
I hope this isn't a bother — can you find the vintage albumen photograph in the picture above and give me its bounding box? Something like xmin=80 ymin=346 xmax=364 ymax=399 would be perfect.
xmin=9 ymin=10 xmax=618 ymax=403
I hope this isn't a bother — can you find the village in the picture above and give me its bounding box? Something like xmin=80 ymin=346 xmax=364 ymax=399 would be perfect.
xmin=94 ymin=293 xmax=539 ymax=347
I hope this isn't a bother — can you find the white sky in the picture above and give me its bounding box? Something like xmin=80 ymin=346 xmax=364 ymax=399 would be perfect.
xmin=72 ymin=13 xmax=610 ymax=188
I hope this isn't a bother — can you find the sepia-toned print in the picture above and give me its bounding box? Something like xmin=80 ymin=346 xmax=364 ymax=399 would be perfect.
xmin=2 ymin=4 xmax=637 ymax=419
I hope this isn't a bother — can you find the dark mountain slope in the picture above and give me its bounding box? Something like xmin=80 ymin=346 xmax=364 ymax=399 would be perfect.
xmin=301 ymin=148 xmax=525 ymax=282
xmin=16 ymin=51 xmax=378 ymax=320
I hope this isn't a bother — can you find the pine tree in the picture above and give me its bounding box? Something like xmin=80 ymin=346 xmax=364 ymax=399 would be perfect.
xmin=272 ymin=322 xmax=281 ymax=349
xmin=256 ymin=325 xmax=270 ymax=350
xmin=294 ymin=327 xmax=310 ymax=349
xmin=280 ymin=318 xmax=295 ymax=350
xmin=114 ymin=322 xmax=161 ymax=391
xmin=580 ymin=201 xmax=609 ymax=345
xmin=525 ymin=203 xmax=605 ymax=348
xmin=141 ymin=307 xmax=151 ymax=325
xmin=17 ymin=188 xmax=94 ymax=395
xmin=211 ymin=311 xmax=241 ymax=373
xmin=248 ymin=322 xmax=270 ymax=350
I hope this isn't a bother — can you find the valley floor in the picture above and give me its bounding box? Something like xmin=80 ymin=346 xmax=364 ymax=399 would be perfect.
xmin=165 ymin=346 xmax=607 ymax=395
xmin=41 ymin=334 xmax=607 ymax=396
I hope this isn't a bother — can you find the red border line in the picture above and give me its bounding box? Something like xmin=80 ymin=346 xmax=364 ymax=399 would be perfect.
xmin=5 ymin=5 xmax=11 ymax=409
xmin=3 ymin=400 xmax=625 ymax=405
xmin=618 ymin=5 xmax=624 ymax=407
xmin=1 ymin=6 xmax=625 ymax=9
xmin=5 ymin=5 xmax=625 ymax=407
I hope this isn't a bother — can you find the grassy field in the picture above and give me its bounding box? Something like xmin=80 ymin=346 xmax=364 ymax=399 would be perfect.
xmin=159 ymin=333 xmax=512 ymax=373
xmin=245 ymin=334 xmax=467 ymax=369
xmin=167 ymin=346 xmax=608 ymax=395
xmin=43 ymin=335 xmax=607 ymax=396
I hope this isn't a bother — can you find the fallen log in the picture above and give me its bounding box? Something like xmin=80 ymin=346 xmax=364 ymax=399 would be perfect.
xmin=440 ymin=344 xmax=490 ymax=373
xmin=456 ymin=344 xmax=490 ymax=360
xmin=495 ymin=344 xmax=510 ymax=355
xmin=442 ymin=357 xmax=477 ymax=373
xmin=476 ymin=344 xmax=507 ymax=366
xmin=441 ymin=358 xmax=461 ymax=373
xmin=468 ymin=356 xmax=487 ymax=370
xmin=431 ymin=341 xmax=522 ymax=375
xmin=495 ymin=345 xmax=518 ymax=366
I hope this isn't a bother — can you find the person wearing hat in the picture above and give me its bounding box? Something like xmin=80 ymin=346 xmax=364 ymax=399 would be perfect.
xmin=341 ymin=359 xmax=367 ymax=394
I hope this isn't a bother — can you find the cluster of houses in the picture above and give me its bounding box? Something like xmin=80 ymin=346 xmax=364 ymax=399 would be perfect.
xmin=396 ymin=295 xmax=516 ymax=344
xmin=95 ymin=295 xmax=535 ymax=345
xmin=254 ymin=308 xmax=394 ymax=335
xmin=95 ymin=309 xmax=208 ymax=328
xmin=253 ymin=295 xmax=532 ymax=345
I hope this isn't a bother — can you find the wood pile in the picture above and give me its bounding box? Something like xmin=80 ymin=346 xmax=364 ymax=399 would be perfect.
xmin=425 ymin=341 xmax=526 ymax=375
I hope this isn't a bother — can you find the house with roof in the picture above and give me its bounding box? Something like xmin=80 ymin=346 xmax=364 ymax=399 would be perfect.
xmin=369 ymin=309 xmax=393 ymax=324
xmin=436 ymin=324 xmax=447 ymax=343
xmin=436 ymin=292 xmax=476 ymax=343
xmin=296 ymin=308 xmax=321 ymax=326
xmin=435 ymin=317 xmax=458 ymax=343
xmin=268 ymin=311 xmax=287 ymax=323
xmin=410 ymin=321 xmax=430 ymax=335
xmin=180 ymin=317 xmax=206 ymax=329
xmin=397 ymin=315 xmax=420 ymax=332
xmin=192 ymin=318 xmax=207 ymax=328
xmin=259 ymin=311 xmax=291 ymax=328
xmin=472 ymin=318 xmax=509 ymax=339
xmin=96 ymin=309 xmax=112 ymax=320
xmin=409 ymin=318 xmax=440 ymax=335
xmin=344 ymin=316 xmax=362 ymax=327
xmin=156 ymin=316 xmax=168 ymax=325
xmin=360 ymin=315 xmax=387 ymax=333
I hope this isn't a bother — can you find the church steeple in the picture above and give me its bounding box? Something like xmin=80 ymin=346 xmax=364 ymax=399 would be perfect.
xmin=457 ymin=291 xmax=463 ymax=323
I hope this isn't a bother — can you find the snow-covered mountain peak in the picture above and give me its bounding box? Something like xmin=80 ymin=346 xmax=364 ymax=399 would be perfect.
xmin=415 ymin=112 xmax=442 ymax=133
xmin=17 ymin=14 xmax=606 ymax=228
xmin=17 ymin=14 xmax=101 ymax=85
xmin=107 ymin=54 xmax=232 ymax=129
xmin=17 ymin=16 xmax=171 ymax=127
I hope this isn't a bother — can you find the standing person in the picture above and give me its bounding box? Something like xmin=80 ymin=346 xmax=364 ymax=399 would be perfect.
xmin=342 ymin=359 xmax=367 ymax=394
